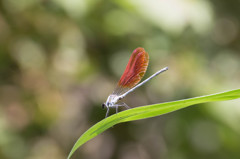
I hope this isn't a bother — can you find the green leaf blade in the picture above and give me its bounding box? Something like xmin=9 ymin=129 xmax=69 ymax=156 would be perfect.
xmin=68 ymin=89 xmax=240 ymax=159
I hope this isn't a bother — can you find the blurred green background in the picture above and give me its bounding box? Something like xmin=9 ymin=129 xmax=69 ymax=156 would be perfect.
xmin=0 ymin=0 xmax=240 ymax=159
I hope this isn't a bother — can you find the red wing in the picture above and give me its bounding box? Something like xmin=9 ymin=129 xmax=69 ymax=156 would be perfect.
xmin=113 ymin=47 xmax=149 ymax=95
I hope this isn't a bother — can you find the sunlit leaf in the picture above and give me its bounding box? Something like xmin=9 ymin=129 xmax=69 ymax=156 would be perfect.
xmin=68 ymin=89 xmax=240 ymax=159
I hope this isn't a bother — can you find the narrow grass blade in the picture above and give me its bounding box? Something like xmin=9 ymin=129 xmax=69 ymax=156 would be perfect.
xmin=68 ymin=89 xmax=240 ymax=159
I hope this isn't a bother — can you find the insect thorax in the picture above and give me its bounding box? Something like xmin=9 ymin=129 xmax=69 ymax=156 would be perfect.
xmin=106 ymin=94 xmax=119 ymax=107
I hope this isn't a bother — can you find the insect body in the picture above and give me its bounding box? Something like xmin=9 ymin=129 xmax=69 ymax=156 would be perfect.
xmin=102 ymin=47 xmax=168 ymax=118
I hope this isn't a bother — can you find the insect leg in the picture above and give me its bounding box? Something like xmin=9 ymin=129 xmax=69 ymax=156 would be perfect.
xmin=122 ymin=102 xmax=130 ymax=109
xmin=105 ymin=106 xmax=110 ymax=118
xmin=117 ymin=102 xmax=130 ymax=110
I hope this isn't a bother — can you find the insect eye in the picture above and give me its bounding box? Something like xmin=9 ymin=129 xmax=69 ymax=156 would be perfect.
xmin=102 ymin=103 xmax=105 ymax=109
